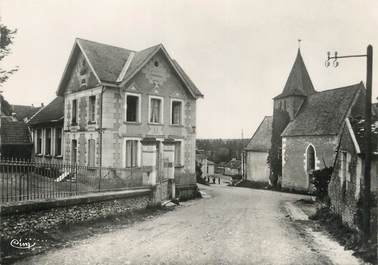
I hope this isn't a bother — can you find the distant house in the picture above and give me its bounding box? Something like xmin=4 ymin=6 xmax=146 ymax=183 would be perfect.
xmin=196 ymin=150 xmax=210 ymax=177
xmin=0 ymin=116 xmax=33 ymax=159
xmin=224 ymin=158 xmax=241 ymax=176
xmin=28 ymin=97 xmax=64 ymax=163
xmin=11 ymin=104 xmax=41 ymax=122
xmin=328 ymin=116 xmax=378 ymax=230
xmin=245 ymin=116 xmax=272 ymax=184
xmin=56 ymin=38 xmax=203 ymax=199
xmin=207 ymin=160 xmax=215 ymax=176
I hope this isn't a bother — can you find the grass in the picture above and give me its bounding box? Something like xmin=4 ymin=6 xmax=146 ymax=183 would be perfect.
xmin=309 ymin=206 xmax=377 ymax=264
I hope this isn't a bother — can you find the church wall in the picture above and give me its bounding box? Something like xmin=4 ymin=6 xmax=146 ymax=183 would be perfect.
xmin=282 ymin=135 xmax=338 ymax=191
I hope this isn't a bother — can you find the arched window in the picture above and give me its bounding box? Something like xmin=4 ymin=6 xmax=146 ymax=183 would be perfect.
xmin=307 ymin=145 xmax=315 ymax=171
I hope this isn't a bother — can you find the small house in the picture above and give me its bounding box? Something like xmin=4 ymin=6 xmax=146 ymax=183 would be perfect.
xmin=224 ymin=158 xmax=241 ymax=176
xmin=245 ymin=116 xmax=272 ymax=184
xmin=328 ymin=116 xmax=378 ymax=231
xmin=28 ymin=97 xmax=64 ymax=163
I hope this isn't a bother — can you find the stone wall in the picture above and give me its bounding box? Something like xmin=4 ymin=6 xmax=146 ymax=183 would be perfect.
xmin=282 ymin=135 xmax=338 ymax=191
xmin=1 ymin=190 xmax=152 ymax=240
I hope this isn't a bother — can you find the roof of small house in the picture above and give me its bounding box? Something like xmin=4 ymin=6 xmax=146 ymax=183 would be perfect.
xmin=245 ymin=116 xmax=272 ymax=152
xmin=28 ymin=97 xmax=64 ymax=126
xmin=225 ymin=159 xmax=241 ymax=169
xmin=349 ymin=116 xmax=378 ymax=154
xmin=0 ymin=116 xmax=32 ymax=145
xmin=11 ymin=105 xmax=41 ymax=121
xmin=282 ymin=82 xmax=363 ymax=137
xmin=57 ymin=38 xmax=203 ymax=98
xmin=274 ymin=49 xmax=316 ymax=99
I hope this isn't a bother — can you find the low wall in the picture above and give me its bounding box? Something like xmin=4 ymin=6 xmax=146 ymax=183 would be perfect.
xmin=1 ymin=189 xmax=152 ymax=241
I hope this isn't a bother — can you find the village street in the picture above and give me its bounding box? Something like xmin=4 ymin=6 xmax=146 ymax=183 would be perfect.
xmin=14 ymin=184 xmax=365 ymax=265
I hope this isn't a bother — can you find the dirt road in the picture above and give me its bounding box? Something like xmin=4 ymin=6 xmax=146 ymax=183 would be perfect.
xmin=14 ymin=184 xmax=365 ymax=265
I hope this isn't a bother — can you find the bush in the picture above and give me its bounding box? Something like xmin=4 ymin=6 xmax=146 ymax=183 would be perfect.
xmin=310 ymin=167 xmax=333 ymax=202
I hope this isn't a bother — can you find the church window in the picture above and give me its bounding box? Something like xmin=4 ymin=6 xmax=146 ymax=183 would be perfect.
xmin=307 ymin=145 xmax=315 ymax=172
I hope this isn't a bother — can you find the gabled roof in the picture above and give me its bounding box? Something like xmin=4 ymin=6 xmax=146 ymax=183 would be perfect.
xmin=0 ymin=116 xmax=32 ymax=145
xmin=28 ymin=97 xmax=64 ymax=126
xmin=57 ymin=38 xmax=203 ymax=98
xmin=348 ymin=116 xmax=378 ymax=154
xmin=274 ymin=49 xmax=316 ymax=99
xmin=282 ymin=83 xmax=363 ymax=137
xmin=77 ymin=38 xmax=134 ymax=83
xmin=245 ymin=116 xmax=272 ymax=152
xmin=11 ymin=105 xmax=41 ymax=121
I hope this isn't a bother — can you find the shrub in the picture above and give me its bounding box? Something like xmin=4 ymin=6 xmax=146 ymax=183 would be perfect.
xmin=310 ymin=167 xmax=333 ymax=202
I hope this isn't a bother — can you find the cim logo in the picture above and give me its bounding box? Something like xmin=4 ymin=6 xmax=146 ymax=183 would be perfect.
xmin=10 ymin=238 xmax=36 ymax=250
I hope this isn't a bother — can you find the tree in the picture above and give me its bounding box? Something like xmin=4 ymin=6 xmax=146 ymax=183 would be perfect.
xmin=0 ymin=24 xmax=18 ymax=85
xmin=267 ymin=108 xmax=290 ymax=187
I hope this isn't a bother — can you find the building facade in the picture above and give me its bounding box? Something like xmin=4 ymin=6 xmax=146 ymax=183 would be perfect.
xmin=245 ymin=116 xmax=272 ymax=184
xmin=57 ymin=38 xmax=203 ymax=198
xmin=28 ymin=97 xmax=64 ymax=163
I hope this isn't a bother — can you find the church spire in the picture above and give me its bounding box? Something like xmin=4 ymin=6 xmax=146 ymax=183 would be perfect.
xmin=274 ymin=48 xmax=316 ymax=99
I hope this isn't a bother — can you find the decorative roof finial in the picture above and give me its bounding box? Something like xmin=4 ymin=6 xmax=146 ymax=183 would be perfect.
xmin=298 ymin=39 xmax=302 ymax=49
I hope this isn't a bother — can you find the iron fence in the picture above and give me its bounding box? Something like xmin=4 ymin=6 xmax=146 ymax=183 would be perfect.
xmin=0 ymin=158 xmax=148 ymax=204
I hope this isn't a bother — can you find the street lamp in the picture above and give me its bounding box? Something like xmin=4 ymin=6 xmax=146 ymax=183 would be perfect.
xmin=325 ymin=45 xmax=373 ymax=243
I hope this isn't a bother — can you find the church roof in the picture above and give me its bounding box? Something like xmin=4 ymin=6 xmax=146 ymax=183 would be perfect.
xmin=274 ymin=49 xmax=316 ymax=99
xmin=282 ymin=83 xmax=363 ymax=137
xmin=57 ymin=38 xmax=203 ymax=98
xmin=245 ymin=116 xmax=272 ymax=152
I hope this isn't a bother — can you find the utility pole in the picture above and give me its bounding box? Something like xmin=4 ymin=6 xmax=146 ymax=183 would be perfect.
xmin=325 ymin=45 xmax=373 ymax=243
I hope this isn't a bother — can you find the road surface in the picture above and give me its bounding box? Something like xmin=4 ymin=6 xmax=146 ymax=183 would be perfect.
xmin=15 ymin=184 xmax=365 ymax=265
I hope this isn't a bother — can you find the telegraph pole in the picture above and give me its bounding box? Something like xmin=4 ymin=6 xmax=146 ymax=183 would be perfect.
xmin=325 ymin=45 xmax=373 ymax=243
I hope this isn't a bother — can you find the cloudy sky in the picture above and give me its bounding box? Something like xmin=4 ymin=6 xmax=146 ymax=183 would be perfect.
xmin=1 ymin=0 xmax=378 ymax=138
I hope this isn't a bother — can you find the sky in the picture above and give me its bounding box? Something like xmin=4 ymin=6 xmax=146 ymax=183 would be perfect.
xmin=1 ymin=0 xmax=378 ymax=139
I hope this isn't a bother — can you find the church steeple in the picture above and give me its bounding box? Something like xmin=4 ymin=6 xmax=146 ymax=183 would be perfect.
xmin=273 ymin=48 xmax=316 ymax=121
xmin=275 ymin=49 xmax=316 ymax=99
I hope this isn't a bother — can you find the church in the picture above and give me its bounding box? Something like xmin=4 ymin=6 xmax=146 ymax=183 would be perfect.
xmin=246 ymin=48 xmax=365 ymax=192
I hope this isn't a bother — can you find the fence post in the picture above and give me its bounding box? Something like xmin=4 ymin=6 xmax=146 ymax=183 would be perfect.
xmin=75 ymin=164 xmax=78 ymax=195
xmin=18 ymin=158 xmax=22 ymax=201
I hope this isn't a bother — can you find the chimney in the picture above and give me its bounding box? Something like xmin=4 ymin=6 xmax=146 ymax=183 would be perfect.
xmin=11 ymin=112 xmax=17 ymax=121
xmin=41 ymin=103 xmax=44 ymax=107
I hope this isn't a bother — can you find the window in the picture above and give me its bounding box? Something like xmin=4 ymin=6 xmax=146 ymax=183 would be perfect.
xmin=149 ymin=97 xmax=162 ymax=124
xmin=71 ymin=140 xmax=77 ymax=164
xmin=174 ymin=141 xmax=182 ymax=166
xmin=36 ymin=129 xmax=42 ymax=154
xmin=45 ymin=128 xmax=51 ymax=155
xmin=55 ymin=128 xmax=62 ymax=156
xmin=125 ymin=140 xmax=138 ymax=168
xmin=307 ymin=145 xmax=315 ymax=172
xmin=171 ymin=100 xmax=182 ymax=125
xmin=126 ymin=94 xmax=140 ymax=122
xmin=72 ymin=99 xmax=78 ymax=125
xmin=88 ymin=96 xmax=96 ymax=123
xmin=88 ymin=139 xmax=96 ymax=167
xmin=340 ymin=151 xmax=347 ymax=183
